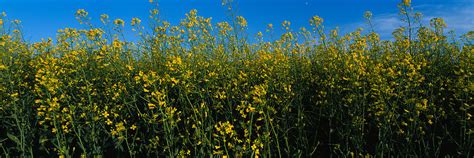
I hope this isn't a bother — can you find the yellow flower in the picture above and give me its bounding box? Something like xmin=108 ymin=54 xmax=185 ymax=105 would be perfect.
xmin=114 ymin=19 xmax=125 ymax=27
xmin=403 ymin=0 xmax=411 ymax=6
xmin=0 ymin=19 xmax=3 ymax=25
xmin=130 ymin=124 xmax=137 ymax=130
xmin=115 ymin=122 xmax=126 ymax=132
xmin=148 ymin=103 xmax=156 ymax=110
xmin=310 ymin=15 xmax=323 ymax=26
xmin=131 ymin=18 xmax=141 ymax=26
xmin=251 ymin=143 xmax=258 ymax=150
xmin=112 ymin=40 xmax=122 ymax=49
xmin=236 ymin=16 xmax=248 ymax=27
xmin=267 ymin=23 xmax=273 ymax=29
xmin=75 ymin=9 xmax=88 ymax=17
xmin=111 ymin=130 xmax=118 ymax=136
xmin=10 ymin=92 xmax=19 ymax=98
xmin=106 ymin=119 xmax=113 ymax=125
xmin=170 ymin=77 xmax=179 ymax=86
xmin=100 ymin=14 xmax=109 ymax=24
xmin=126 ymin=65 xmax=133 ymax=71
xmin=103 ymin=111 xmax=109 ymax=118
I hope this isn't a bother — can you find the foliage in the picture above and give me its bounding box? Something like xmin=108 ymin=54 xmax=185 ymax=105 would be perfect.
xmin=0 ymin=1 xmax=473 ymax=157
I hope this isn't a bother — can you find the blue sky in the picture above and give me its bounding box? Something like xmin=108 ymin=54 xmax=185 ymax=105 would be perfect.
xmin=0 ymin=0 xmax=472 ymax=42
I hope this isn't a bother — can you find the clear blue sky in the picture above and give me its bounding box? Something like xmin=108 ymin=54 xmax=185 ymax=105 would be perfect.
xmin=0 ymin=0 xmax=472 ymax=42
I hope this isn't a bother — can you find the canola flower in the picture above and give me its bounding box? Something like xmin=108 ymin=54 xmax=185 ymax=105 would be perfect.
xmin=403 ymin=0 xmax=411 ymax=6
xmin=0 ymin=0 xmax=473 ymax=157
xmin=131 ymin=17 xmax=141 ymax=26
xmin=114 ymin=18 xmax=125 ymax=27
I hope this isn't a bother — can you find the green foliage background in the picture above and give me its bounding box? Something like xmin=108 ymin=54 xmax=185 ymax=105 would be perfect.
xmin=0 ymin=1 xmax=473 ymax=157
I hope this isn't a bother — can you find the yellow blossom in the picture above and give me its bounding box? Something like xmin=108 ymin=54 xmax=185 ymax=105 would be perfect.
xmin=148 ymin=103 xmax=156 ymax=110
xmin=131 ymin=17 xmax=141 ymax=26
xmin=114 ymin=19 xmax=125 ymax=27
xmin=403 ymin=0 xmax=411 ymax=6
xmin=130 ymin=124 xmax=137 ymax=130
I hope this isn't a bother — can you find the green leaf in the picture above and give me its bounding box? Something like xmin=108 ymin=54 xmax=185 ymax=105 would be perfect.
xmin=7 ymin=133 xmax=20 ymax=145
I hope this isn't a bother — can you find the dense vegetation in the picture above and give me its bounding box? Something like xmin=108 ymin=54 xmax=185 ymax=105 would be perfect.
xmin=0 ymin=0 xmax=473 ymax=157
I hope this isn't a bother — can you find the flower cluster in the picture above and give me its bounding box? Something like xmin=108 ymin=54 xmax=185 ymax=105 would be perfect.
xmin=0 ymin=1 xmax=473 ymax=157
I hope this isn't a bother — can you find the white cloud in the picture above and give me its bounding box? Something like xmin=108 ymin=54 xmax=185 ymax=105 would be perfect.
xmin=419 ymin=4 xmax=473 ymax=35
xmin=342 ymin=3 xmax=473 ymax=40
xmin=370 ymin=13 xmax=401 ymax=39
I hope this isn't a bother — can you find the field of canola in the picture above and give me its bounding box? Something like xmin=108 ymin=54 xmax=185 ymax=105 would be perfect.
xmin=0 ymin=0 xmax=473 ymax=157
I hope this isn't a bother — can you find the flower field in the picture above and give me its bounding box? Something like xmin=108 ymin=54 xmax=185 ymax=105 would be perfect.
xmin=0 ymin=1 xmax=473 ymax=157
